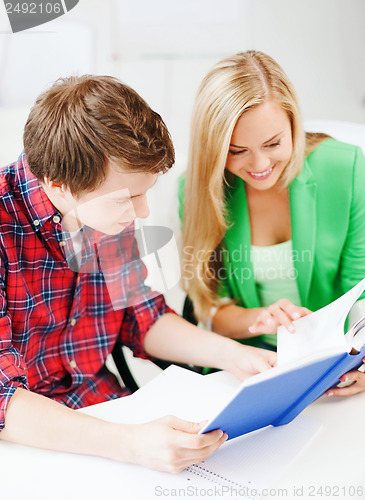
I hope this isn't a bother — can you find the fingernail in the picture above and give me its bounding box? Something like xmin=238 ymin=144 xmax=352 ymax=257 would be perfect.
xmin=288 ymin=325 xmax=295 ymax=333
xmin=327 ymin=392 xmax=334 ymax=396
xmin=218 ymin=430 xmax=223 ymax=438
xmin=293 ymin=312 xmax=301 ymax=320
xmin=248 ymin=326 xmax=254 ymax=332
xmin=223 ymin=433 xmax=228 ymax=441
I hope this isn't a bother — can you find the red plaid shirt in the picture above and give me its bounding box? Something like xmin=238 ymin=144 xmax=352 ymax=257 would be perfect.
xmin=0 ymin=154 xmax=172 ymax=430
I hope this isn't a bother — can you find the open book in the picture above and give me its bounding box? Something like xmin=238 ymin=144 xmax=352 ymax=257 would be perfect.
xmin=347 ymin=315 xmax=365 ymax=352
xmin=200 ymin=278 xmax=365 ymax=440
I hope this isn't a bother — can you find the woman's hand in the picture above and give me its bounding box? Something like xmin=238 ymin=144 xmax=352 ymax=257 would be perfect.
xmin=325 ymin=361 xmax=365 ymax=397
xmin=123 ymin=416 xmax=227 ymax=473
xmin=248 ymin=299 xmax=312 ymax=335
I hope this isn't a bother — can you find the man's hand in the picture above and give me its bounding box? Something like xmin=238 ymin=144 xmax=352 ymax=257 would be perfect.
xmin=123 ymin=416 xmax=227 ymax=473
xmin=220 ymin=341 xmax=277 ymax=381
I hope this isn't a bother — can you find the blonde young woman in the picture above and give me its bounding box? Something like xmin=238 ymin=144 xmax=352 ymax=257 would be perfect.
xmin=179 ymin=51 xmax=365 ymax=396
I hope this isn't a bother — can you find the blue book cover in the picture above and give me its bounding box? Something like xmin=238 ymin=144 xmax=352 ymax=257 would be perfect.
xmin=201 ymin=278 xmax=365 ymax=440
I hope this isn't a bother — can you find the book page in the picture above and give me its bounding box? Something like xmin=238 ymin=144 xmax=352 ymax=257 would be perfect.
xmin=345 ymin=316 xmax=365 ymax=352
xmin=277 ymin=278 xmax=365 ymax=365
xmin=81 ymin=365 xmax=236 ymax=425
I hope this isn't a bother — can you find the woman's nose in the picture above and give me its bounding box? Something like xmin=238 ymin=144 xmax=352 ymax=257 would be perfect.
xmin=249 ymin=151 xmax=271 ymax=172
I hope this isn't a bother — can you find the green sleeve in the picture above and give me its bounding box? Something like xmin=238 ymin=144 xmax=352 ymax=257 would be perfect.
xmin=340 ymin=146 xmax=365 ymax=300
xmin=177 ymin=173 xmax=186 ymax=225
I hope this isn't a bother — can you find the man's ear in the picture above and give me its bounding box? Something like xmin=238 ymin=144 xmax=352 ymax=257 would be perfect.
xmin=43 ymin=178 xmax=67 ymax=197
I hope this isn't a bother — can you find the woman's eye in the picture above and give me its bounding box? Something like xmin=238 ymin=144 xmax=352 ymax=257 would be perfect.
xmin=228 ymin=149 xmax=247 ymax=156
xmin=267 ymin=141 xmax=281 ymax=148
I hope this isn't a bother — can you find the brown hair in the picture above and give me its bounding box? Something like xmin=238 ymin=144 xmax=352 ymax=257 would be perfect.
xmin=23 ymin=75 xmax=175 ymax=195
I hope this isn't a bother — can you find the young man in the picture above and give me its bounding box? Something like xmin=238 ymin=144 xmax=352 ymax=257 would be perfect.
xmin=0 ymin=75 xmax=275 ymax=473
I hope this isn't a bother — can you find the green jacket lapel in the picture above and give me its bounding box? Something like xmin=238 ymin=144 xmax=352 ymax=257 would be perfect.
xmin=224 ymin=177 xmax=260 ymax=308
xmin=289 ymin=160 xmax=317 ymax=306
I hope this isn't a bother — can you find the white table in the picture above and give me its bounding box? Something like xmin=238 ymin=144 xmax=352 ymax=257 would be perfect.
xmin=0 ymin=368 xmax=364 ymax=500
xmin=274 ymin=390 xmax=365 ymax=498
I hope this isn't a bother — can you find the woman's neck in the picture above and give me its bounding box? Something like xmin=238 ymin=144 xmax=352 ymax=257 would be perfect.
xmin=246 ymin=186 xmax=291 ymax=246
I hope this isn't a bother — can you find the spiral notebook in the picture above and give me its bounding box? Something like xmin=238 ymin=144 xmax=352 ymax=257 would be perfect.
xmin=183 ymin=415 xmax=320 ymax=498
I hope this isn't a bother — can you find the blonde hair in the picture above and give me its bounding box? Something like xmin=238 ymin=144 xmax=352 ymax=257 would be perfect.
xmin=182 ymin=51 xmax=326 ymax=322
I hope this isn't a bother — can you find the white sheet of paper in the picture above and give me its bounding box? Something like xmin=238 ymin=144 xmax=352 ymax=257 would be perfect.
xmin=277 ymin=278 xmax=365 ymax=365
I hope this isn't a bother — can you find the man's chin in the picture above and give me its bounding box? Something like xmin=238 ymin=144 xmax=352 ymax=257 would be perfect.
xmin=96 ymin=222 xmax=133 ymax=235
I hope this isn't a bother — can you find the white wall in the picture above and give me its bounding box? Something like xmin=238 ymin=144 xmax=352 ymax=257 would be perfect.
xmin=2 ymin=0 xmax=364 ymax=164
xmin=0 ymin=0 xmax=364 ymax=311
xmin=249 ymin=0 xmax=365 ymax=124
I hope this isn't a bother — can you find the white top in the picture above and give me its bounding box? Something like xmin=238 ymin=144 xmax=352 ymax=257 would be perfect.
xmin=209 ymin=239 xmax=365 ymax=330
xmin=68 ymin=227 xmax=84 ymax=268
xmin=250 ymin=241 xmax=365 ymax=324
xmin=250 ymin=240 xmax=301 ymax=307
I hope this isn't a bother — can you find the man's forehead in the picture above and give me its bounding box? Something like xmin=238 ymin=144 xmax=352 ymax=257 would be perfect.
xmin=103 ymin=165 xmax=158 ymax=197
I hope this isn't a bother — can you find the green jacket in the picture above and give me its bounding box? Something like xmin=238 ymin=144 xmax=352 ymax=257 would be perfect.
xmin=179 ymin=139 xmax=365 ymax=316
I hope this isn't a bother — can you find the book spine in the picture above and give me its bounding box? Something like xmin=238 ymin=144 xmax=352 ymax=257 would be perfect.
xmin=273 ymin=349 xmax=365 ymax=426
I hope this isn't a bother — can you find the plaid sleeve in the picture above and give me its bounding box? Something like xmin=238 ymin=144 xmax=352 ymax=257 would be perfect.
xmin=119 ymin=234 xmax=175 ymax=359
xmin=0 ymin=250 xmax=28 ymax=431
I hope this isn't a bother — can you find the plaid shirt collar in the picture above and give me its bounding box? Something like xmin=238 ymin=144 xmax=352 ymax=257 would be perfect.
xmin=16 ymin=153 xmax=60 ymax=232
xmin=13 ymin=153 xmax=134 ymax=271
